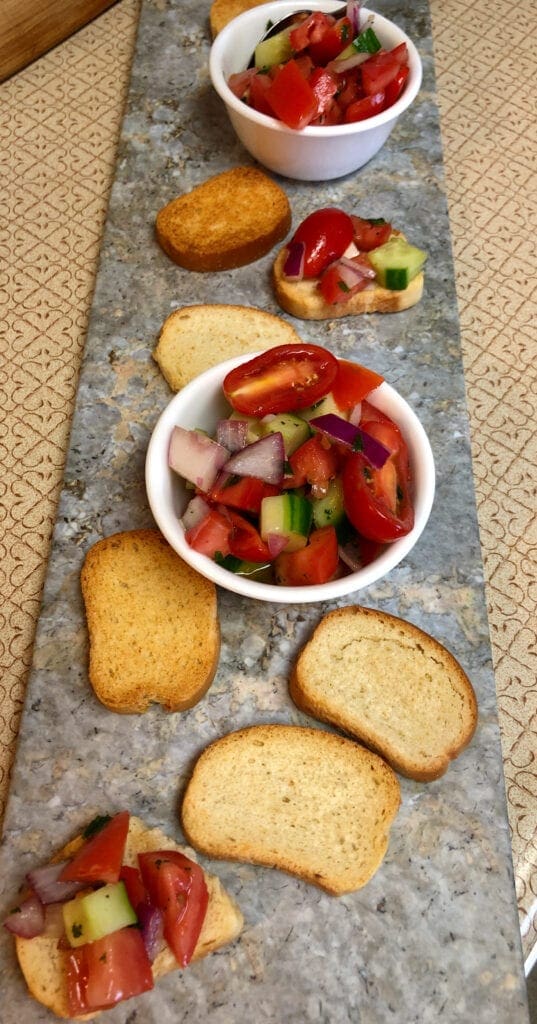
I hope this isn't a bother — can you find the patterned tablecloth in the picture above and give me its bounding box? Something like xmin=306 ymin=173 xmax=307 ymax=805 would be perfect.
xmin=1 ymin=0 xmax=535 ymax=971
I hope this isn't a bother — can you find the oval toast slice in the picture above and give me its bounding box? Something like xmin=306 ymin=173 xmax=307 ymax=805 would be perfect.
xmin=181 ymin=724 xmax=400 ymax=895
xmin=290 ymin=606 xmax=478 ymax=781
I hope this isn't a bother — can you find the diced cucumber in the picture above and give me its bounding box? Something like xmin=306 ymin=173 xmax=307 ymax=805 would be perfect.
xmin=301 ymin=392 xmax=349 ymax=422
xmin=311 ymin=478 xmax=346 ymax=529
xmin=337 ymin=26 xmax=381 ymax=60
xmin=260 ymin=493 xmax=312 ymax=552
xmin=255 ymin=26 xmax=293 ymax=69
xmin=62 ymin=882 xmax=137 ymax=948
xmin=368 ymin=237 xmax=427 ymax=291
xmin=215 ymin=553 xmax=272 ymax=581
xmin=260 ymin=413 xmax=311 ymax=456
xmin=229 ymin=410 xmax=264 ymax=444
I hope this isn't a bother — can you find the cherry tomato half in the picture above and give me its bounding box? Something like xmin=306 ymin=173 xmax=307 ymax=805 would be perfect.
xmin=60 ymin=811 xmax=130 ymax=885
xmin=67 ymin=927 xmax=154 ymax=1015
xmin=138 ymin=850 xmax=209 ymax=968
xmin=342 ymin=405 xmax=414 ymax=543
xmin=223 ymin=344 xmax=339 ymax=417
xmin=291 ymin=208 xmax=354 ymax=278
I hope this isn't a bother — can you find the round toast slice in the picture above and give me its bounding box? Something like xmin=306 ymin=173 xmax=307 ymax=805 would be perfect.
xmin=290 ymin=606 xmax=478 ymax=781
xmin=182 ymin=723 xmax=400 ymax=895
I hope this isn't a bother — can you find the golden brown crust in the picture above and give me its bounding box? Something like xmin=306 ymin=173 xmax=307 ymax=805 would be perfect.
xmin=153 ymin=303 xmax=303 ymax=392
xmin=290 ymin=606 xmax=478 ymax=782
xmin=81 ymin=529 xmax=220 ymax=714
xmin=15 ymin=816 xmax=243 ymax=1020
xmin=272 ymin=244 xmax=424 ymax=320
xmin=155 ymin=167 xmax=291 ymax=272
xmin=209 ymin=0 xmax=269 ymax=37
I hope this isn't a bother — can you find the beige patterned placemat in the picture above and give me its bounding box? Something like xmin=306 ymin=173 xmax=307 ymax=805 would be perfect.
xmin=0 ymin=0 xmax=535 ymax=967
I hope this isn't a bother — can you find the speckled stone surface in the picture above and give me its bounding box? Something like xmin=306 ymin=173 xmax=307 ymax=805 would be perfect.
xmin=0 ymin=0 xmax=530 ymax=1021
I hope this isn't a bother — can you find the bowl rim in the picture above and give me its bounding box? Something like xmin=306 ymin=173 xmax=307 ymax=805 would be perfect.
xmin=209 ymin=1 xmax=423 ymax=138
xmin=145 ymin=352 xmax=436 ymax=605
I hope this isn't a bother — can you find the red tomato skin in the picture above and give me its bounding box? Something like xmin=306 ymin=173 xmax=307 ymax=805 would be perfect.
xmin=284 ymin=435 xmax=340 ymax=495
xmin=60 ymin=812 xmax=130 ymax=885
xmin=332 ymin=359 xmax=384 ymax=410
xmin=350 ymin=216 xmax=392 ymax=251
xmin=344 ymin=91 xmax=385 ymax=122
xmin=209 ymin=475 xmax=279 ymax=515
xmin=307 ymin=17 xmax=354 ymax=64
xmin=138 ymin=851 xmax=209 ymax=968
xmin=66 ymin=927 xmax=154 ymax=1015
xmin=308 ymin=67 xmax=338 ymax=120
xmin=223 ymin=344 xmax=339 ymax=418
xmin=341 ymin=407 xmax=414 ymax=543
xmin=274 ymin=526 xmax=339 ymax=586
xmin=291 ymin=208 xmax=354 ymax=278
xmin=248 ymin=72 xmax=274 ymax=116
xmin=384 ymin=64 xmax=410 ymax=108
xmin=185 ymin=509 xmax=231 ymax=558
xmin=289 ymin=11 xmax=334 ymax=53
xmin=227 ymin=509 xmax=272 ymax=562
xmin=119 ymin=865 xmax=149 ymax=912
xmin=264 ymin=60 xmax=318 ymax=129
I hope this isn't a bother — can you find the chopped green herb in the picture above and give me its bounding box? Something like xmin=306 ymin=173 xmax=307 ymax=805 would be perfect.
xmin=83 ymin=815 xmax=111 ymax=840
xmin=72 ymin=923 xmax=83 ymax=938
xmin=352 ymin=435 xmax=364 ymax=452
xmin=338 ymin=280 xmax=351 ymax=293
xmin=396 ymin=485 xmax=404 ymax=502
xmin=367 ymin=217 xmax=387 ymax=226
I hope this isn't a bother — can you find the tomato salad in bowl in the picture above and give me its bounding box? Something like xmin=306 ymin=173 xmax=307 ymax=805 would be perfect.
xmin=146 ymin=345 xmax=435 ymax=604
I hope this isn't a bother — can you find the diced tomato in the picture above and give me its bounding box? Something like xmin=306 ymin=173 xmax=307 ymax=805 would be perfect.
xmin=227 ymin=509 xmax=272 ymax=562
xmin=138 ymin=851 xmax=209 ymax=968
xmin=290 ymin=208 xmax=354 ymax=278
xmin=274 ymin=526 xmax=339 ymax=586
xmin=294 ymin=54 xmax=315 ymax=79
xmin=360 ymin=46 xmax=408 ymax=97
xmin=351 ymin=215 xmax=392 ymax=251
xmin=319 ymin=260 xmax=371 ymax=305
xmin=284 ymin=435 xmax=340 ymax=498
xmin=384 ymin=63 xmax=410 ymax=107
xmin=119 ymin=865 xmax=148 ymax=912
xmin=66 ymin=927 xmax=154 ymax=1015
xmin=227 ymin=67 xmax=257 ymax=100
xmin=249 ymin=72 xmax=274 ymax=116
xmin=185 ymin=508 xmax=231 ymax=558
xmin=289 ymin=11 xmax=334 ymax=53
xmin=342 ymin=405 xmax=414 ymax=542
xmin=60 ymin=812 xmax=129 ymax=885
xmin=307 ymin=17 xmax=354 ymax=65
xmin=332 ymin=360 xmax=384 ymax=411
xmin=264 ymin=60 xmax=318 ymax=129
xmin=223 ymin=344 xmax=339 ymax=417
xmin=209 ymin=474 xmax=279 ymax=515
xmin=335 ymin=67 xmax=363 ymax=111
xmin=308 ymin=67 xmax=338 ymax=120
xmin=344 ymin=91 xmax=386 ymax=122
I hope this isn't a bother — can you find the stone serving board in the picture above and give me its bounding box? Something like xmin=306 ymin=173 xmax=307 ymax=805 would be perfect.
xmin=0 ymin=1 xmax=530 ymax=1021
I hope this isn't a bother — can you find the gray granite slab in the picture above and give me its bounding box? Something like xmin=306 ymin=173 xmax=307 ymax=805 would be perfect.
xmin=0 ymin=1 xmax=530 ymax=1021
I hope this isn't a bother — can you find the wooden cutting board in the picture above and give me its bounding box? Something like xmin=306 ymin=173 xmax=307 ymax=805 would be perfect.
xmin=0 ymin=0 xmax=119 ymax=82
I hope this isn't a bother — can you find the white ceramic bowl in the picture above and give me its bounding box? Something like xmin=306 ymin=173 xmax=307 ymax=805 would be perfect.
xmin=145 ymin=353 xmax=435 ymax=604
xmin=209 ymin=1 xmax=422 ymax=181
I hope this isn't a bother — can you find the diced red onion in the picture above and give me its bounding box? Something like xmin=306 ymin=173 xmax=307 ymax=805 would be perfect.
xmin=348 ymin=401 xmax=362 ymax=426
xmin=283 ymin=241 xmax=306 ymax=281
xmin=169 ymin=425 xmax=229 ymax=493
xmin=3 ymin=894 xmax=45 ymax=938
xmin=309 ymin=414 xmax=390 ymax=468
xmin=216 ymin=418 xmax=248 ymax=453
xmin=137 ymin=902 xmax=164 ymax=963
xmin=328 ymin=51 xmax=370 ymax=74
xmin=338 ymin=540 xmax=363 ymax=572
xmin=181 ymin=494 xmax=211 ymax=531
xmin=338 ymin=255 xmax=376 ymax=279
xmin=346 ymin=0 xmax=362 ymax=35
xmin=26 ymin=861 xmax=85 ymax=906
xmin=224 ymin=432 xmax=285 ymax=485
xmin=267 ymin=533 xmax=288 ymax=558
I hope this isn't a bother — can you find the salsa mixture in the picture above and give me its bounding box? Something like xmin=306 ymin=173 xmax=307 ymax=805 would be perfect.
xmin=169 ymin=344 xmax=415 ymax=587
xmin=228 ymin=7 xmax=411 ymax=129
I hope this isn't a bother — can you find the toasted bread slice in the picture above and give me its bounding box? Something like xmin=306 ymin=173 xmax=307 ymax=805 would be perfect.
xmin=290 ymin=606 xmax=478 ymax=781
xmin=272 ymin=245 xmax=424 ymax=320
xmin=81 ymin=529 xmax=219 ymax=713
xmin=155 ymin=167 xmax=291 ymax=272
xmin=153 ymin=303 xmax=303 ymax=391
xmin=182 ymin=724 xmax=400 ymax=895
xmin=209 ymin=0 xmax=268 ymax=36
xmin=15 ymin=816 xmax=243 ymax=1020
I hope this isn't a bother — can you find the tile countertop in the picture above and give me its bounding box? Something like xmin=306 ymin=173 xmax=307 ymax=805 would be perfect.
xmin=0 ymin=0 xmax=535 ymax=1020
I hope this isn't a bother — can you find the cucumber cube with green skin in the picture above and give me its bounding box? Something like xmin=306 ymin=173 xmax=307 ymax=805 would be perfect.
xmin=260 ymin=413 xmax=311 ymax=456
xmin=301 ymin=392 xmax=349 ymax=422
xmin=228 ymin=410 xmax=264 ymax=444
xmin=260 ymin=493 xmax=312 ymax=552
xmin=62 ymin=881 xmax=137 ymax=948
xmin=312 ymin=477 xmax=346 ymax=529
xmin=368 ymin=237 xmax=427 ymax=291
xmin=255 ymin=26 xmax=293 ymax=69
